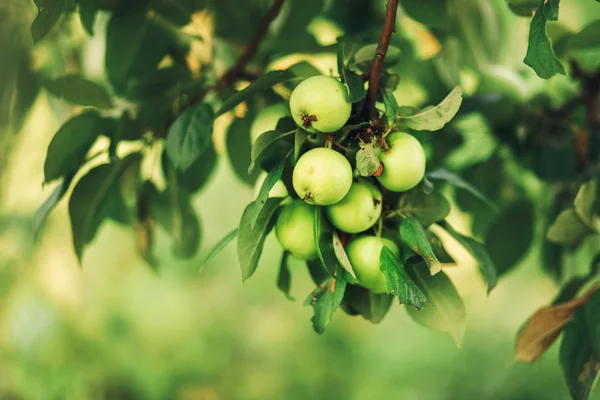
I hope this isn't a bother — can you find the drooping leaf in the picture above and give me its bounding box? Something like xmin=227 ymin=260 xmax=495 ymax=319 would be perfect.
xmin=333 ymin=231 xmax=356 ymax=279
xmin=226 ymin=113 xmax=261 ymax=186
xmin=166 ymin=103 xmax=214 ymax=171
xmin=304 ymin=274 xmax=347 ymax=334
xmin=314 ymin=206 xmax=341 ymax=277
xmin=396 ymin=87 xmax=463 ymax=131
xmin=543 ymin=0 xmax=560 ymax=21
xmin=249 ymin=130 xmax=294 ymax=174
xmin=43 ymin=74 xmax=112 ymax=109
xmin=198 ymin=228 xmax=238 ymax=271
xmin=337 ymin=41 xmax=347 ymax=83
xmin=342 ymin=285 xmax=394 ymax=323
xmin=523 ymin=4 xmax=566 ymax=79
xmin=547 ymin=209 xmax=594 ymax=247
xmin=380 ymin=247 xmax=429 ymax=309
xmin=294 ymin=128 xmax=309 ymax=164
xmin=250 ymin=160 xmax=285 ymax=229
xmin=574 ymin=180 xmax=597 ymax=227
xmin=438 ymin=220 xmax=498 ymax=292
xmin=277 ymin=252 xmax=295 ymax=301
xmin=237 ymin=198 xmax=283 ymax=281
xmin=31 ymin=0 xmax=67 ymax=43
xmin=406 ymin=264 xmax=467 ymax=347
xmin=427 ymin=168 xmax=498 ymax=211
xmin=515 ymin=286 xmax=597 ymax=363
xmin=397 ymin=189 xmax=451 ymax=228
xmin=399 ymin=217 xmax=441 ymax=275
xmin=33 ymin=173 xmax=75 ymax=238
xmin=163 ymin=144 xmax=218 ymax=194
xmin=356 ymin=143 xmax=381 ymax=177
xmin=44 ymin=111 xmax=115 ymax=183
xmin=78 ymin=0 xmax=98 ymax=35
xmin=345 ymin=71 xmax=366 ymax=103
xmin=383 ymin=92 xmax=398 ymax=127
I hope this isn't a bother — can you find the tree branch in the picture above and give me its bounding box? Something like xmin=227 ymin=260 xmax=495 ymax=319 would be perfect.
xmin=366 ymin=0 xmax=400 ymax=124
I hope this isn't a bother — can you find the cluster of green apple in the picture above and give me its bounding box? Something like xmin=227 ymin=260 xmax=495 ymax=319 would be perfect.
xmin=256 ymin=75 xmax=427 ymax=294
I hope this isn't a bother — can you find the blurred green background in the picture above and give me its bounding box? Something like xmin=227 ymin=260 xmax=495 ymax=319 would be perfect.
xmin=1 ymin=0 xmax=600 ymax=399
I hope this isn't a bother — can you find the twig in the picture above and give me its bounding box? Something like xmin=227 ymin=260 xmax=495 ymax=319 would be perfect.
xmin=366 ymin=0 xmax=400 ymax=125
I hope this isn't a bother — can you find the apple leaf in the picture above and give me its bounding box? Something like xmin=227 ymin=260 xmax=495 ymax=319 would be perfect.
xmin=383 ymin=92 xmax=398 ymax=127
xmin=574 ymin=180 xmax=597 ymax=227
xmin=342 ymin=285 xmax=394 ymax=323
xmin=399 ymin=217 xmax=441 ymax=275
xmin=523 ymin=4 xmax=566 ymax=79
xmin=427 ymin=168 xmax=498 ymax=211
xmin=43 ymin=74 xmax=112 ymax=109
xmin=333 ymin=231 xmax=356 ymax=279
xmin=32 ymin=0 xmax=68 ymax=43
xmin=278 ymin=252 xmax=295 ymax=301
xmin=166 ymin=103 xmax=214 ymax=172
xmin=314 ymin=206 xmax=340 ymax=277
xmin=345 ymin=71 xmax=366 ymax=103
xmin=397 ymin=189 xmax=451 ymax=228
xmin=395 ymin=87 xmax=463 ymax=131
xmin=33 ymin=173 xmax=75 ymax=239
xmin=249 ymin=130 xmax=294 ymax=174
xmin=294 ymin=128 xmax=309 ymax=164
xmin=356 ymin=143 xmax=381 ymax=177
xmin=547 ymin=209 xmax=594 ymax=247
xmin=250 ymin=160 xmax=285 ymax=230
xmin=304 ymin=274 xmax=347 ymax=334
xmin=198 ymin=228 xmax=239 ymax=271
xmin=380 ymin=247 xmax=429 ymax=309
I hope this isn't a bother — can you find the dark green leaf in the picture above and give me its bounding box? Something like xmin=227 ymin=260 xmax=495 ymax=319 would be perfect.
xmin=383 ymin=92 xmax=398 ymax=127
xmin=397 ymin=189 xmax=451 ymax=228
xmin=294 ymin=128 xmax=309 ymax=164
xmin=304 ymin=274 xmax=347 ymax=334
xmin=560 ymin=308 xmax=600 ymax=400
xmin=198 ymin=228 xmax=238 ymax=271
xmin=343 ymin=285 xmax=394 ymax=323
xmin=406 ymin=265 xmax=467 ymax=347
xmin=163 ymin=144 xmax=218 ymax=194
xmin=356 ymin=143 xmax=381 ymax=177
xmin=277 ymin=252 xmax=295 ymax=301
xmin=396 ymin=87 xmax=463 ymax=131
xmin=79 ymin=0 xmax=98 ymax=35
xmin=345 ymin=71 xmax=366 ymax=103
xmin=575 ymin=180 xmax=597 ymax=227
xmin=543 ymin=0 xmax=559 ymax=21
xmin=427 ymin=168 xmax=498 ymax=211
xmin=523 ymin=4 xmax=566 ymax=79
xmin=333 ymin=231 xmax=356 ymax=279
xmin=306 ymin=259 xmax=328 ymax=286
xmin=250 ymin=161 xmax=285 ymax=229
xmin=553 ymin=259 xmax=599 ymax=305
xmin=226 ymin=114 xmax=261 ymax=186
xmin=44 ymin=74 xmax=112 ymax=109
xmin=485 ymin=199 xmax=535 ymax=276
xmin=216 ymin=70 xmax=294 ymax=117
xmin=44 ymin=111 xmax=115 ymax=183
xmin=547 ymin=209 xmax=594 ymax=247
xmin=314 ymin=206 xmax=340 ymax=277
xmin=33 ymin=173 xmax=74 ymax=239
xmin=31 ymin=0 xmax=67 ymax=43
xmin=439 ymin=220 xmax=498 ymax=292
xmin=166 ymin=103 xmax=214 ymax=171
xmin=337 ymin=41 xmax=346 ymax=83
xmin=585 ymin=290 xmax=600 ymax=358
xmin=380 ymin=247 xmax=429 ymax=309
xmin=249 ymin=130 xmax=294 ymax=174
xmin=238 ymin=198 xmax=283 ymax=281
xmin=400 ymin=217 xmax=441 ymax=274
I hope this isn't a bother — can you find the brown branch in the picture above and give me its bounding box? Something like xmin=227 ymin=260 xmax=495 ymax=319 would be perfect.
xmin=366 ymin=0 xmax=400 ymax=124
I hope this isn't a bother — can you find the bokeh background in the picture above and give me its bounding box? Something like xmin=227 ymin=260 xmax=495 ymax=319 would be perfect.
xmin=1 ymin=0 xmax=600 ymax=399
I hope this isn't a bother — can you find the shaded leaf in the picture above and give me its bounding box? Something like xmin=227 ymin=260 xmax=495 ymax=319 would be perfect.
xmin=166 ymin=103 xmax=214 ymax=171
xmin=250 ymin=160 xmax=285 ymax=229
xmin=396 ymin=87 xmax=463 ymax=131
xmin=32 ymin=0 xmax=67 ymax=43
xmin=547 ymin=209 xmax=594 ymax=246
xmin=314 ymin=206 xmax=340 ymax=277
xmin=400 ymin=217 xmax=441 ymax=274
xmin=78 ymin=0 xmax=98 ymax=35
xmin=304 ymin=275 xmax=347 ymax=334
xmin=427 ymin=168 xmax=498 ymax=211
xmin=249 ymin=129 xmax=294 ymax=174
xmin=226 ymin=114 xmax=261 ymax=186
xmin=380 ymin=247 xmax=429 ymax=309
xmin=345 ymin=71 xmax=366 ymax=103
xmin=523 ymin=4 xmax=566 ymax=79
xmin=397 ymin=189 xmax=451 ymax=228
xmin=294 ymin=128 xmax=309 ymax=164
xmin=343 ymin=285 xmax=394 ymax=323
xmin=198 ymin=228 xmax=238 ymax=271
xmin=383 ymin=92 xmax=398 ymax=127
xmin=43 ymin=74 xmax=112 ymax=109
xmin=277 ymin=252 xmax=295 ymax=301
xmin=33 ymin=173 xmax=74 ymax=239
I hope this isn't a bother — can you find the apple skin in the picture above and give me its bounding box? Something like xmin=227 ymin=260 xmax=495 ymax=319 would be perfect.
xmin=289 ymin=75 xmax=351 ymax=133
xmin=376 ymin=132 xmax=426 ymax=192
xmin=253 ymin=171 xmax=288 ymax=198
xmin=275 ymin=201 xmax=318 ymax=260
xmin=293 ymin=148 xmax=353 ymax=206
xmin=326 ymin=179 xmax=382 ymax=234
xmin=251 ymin=103 xmax=290 ymax=143
xmin=346 ymin=236 xmax=400 ymax=293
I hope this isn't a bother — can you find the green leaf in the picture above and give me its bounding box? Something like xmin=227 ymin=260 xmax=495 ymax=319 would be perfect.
xmin=383 ymin=92 xmax=398 ymax=127
xmin=44 ymin=74 xmax=112 ymax=109
xmin=249 ymin=130 xmax=294 ymax=174
xmin=337 ymin=41 xmax=347 ymax=83
xmin=345 ymin=71 xmax=366 ymax=103
xmin=304 ymin=275 xmax=347 ymax=334
xmin=396 ymin=87 xmax=463 ymax=131
xmin=553 ymin=259 xmax=599 ymax=305
xmin=560 ymin=308 xmax=600 ymax=400
xmin=44 ymin=111 xmax=115 ymax=183
xmin=238 ymin=198 xmax=283 ymax=281
xmin=575 ymin=180 xmax=597 ymax=227
xmin=277 ymin=252 xmax=295 ymax=301
xmin=406 ymin=265 xmax=467 ymax=347
xmin=250 ymin=161 xmax=285 ymax=229
xmin=342 ymin=285 xmax=394 ymax=323
xmin=543 ymin=0 xmax=560 ymax=21
xmin=585 ymin=290 xmax=600 ymax=358
xmin=439 ymin=220 xmax=498 ymax=292
xmin=33 ymin=173 xmax=74 ymax=239
xmin=485 ymin=199 xmax=535 ymax=276
xmin=78 ymin=0 xmax=98 ymax=35
xmin=294 ymin=128 xmax=309 ymax=164
xmin=226 ymin=114 xmax=261 ymax=186
xmin=166 ymin=103 xmax=214 ymax=171
xmin=380 ymin=247 xmax=429 ymax=309
xmin=69 ymin=155 xmax=140 ymax=262
xmin=31 ymin=0 xmax=67 ymax=43
xmin=547 ymin=209 xmax=594 ymax=246
xmin=306 ymin=259 xmax=329 ymax=286
xmin=397 ymin=189 xmax=451 ymax=228
xmin=333 ymin=231 xmax=356 ymax=279
xmin=427 ymin=168 xmax=498 ymax=211
xmin=523 ymin=4 xmax=566 ymax=79
xmin=163 ymin=144 xmax=218 ymax=194
xmin=314 ymin=206 xmax=340 ymax=277
xmin=198 ymin=228 xmax=238 ymax=271
xmin=356 ymin=143 xmax=382 ymax=177
xmin=400 ymin=217 xmax=441 ymax=275
xmin=216 ymin=70 xmax=294 ymax=117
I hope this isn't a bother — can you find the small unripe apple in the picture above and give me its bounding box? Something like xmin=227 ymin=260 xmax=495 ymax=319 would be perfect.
xmin=293 ymin=148 xmax=353 ymax=206
xmin=253 ymin=171 xmax=288 ymax=198
xmin=275 ymin=200 xmax=318 ymax=260
xmin=346 ymin=236 xmax=399 ymax=293
xmin=251 ymin=103 xmax=290 ymax=143
xmin=377 ymin=132 xmax=426 ymax=192
xmin=289 ymin=75 xmax=351 ymax=133
xmin=326 ymin=179 xmax=382 ymax=233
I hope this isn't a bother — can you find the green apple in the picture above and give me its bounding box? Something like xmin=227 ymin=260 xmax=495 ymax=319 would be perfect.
xmin=289 ymin=75 xmax=351 ymax=133
xmin=377 ymin=132 xmax=426 ymax=192
xmin=477 ymin=66 xmax=526 ymax=124
xmin=326 ymin=179 xmax=382 ymax=233
xmin=250 ymin=103 xmax=290 ymax=143
xmin=293 ymin=147 xmax=353 ymax=206
xmin=275 ymin=200 xmax=318 ymax=260
xmin=253 ymin=171 xmax=288 ymax=198
xmin=346 ymin=236 xmax=400 ymax=293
